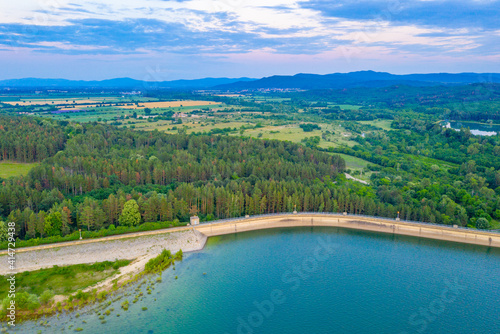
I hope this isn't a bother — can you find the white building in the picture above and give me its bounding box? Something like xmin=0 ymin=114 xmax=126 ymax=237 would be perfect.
xmin=190 ymin=216 xmax=200 ymax=225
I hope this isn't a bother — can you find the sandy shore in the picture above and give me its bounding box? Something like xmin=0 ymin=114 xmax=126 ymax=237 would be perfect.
xmin=0 ymin=228 xmax=207 ymax=304
xmin=0 ymin=228 xmax=207 ymax=276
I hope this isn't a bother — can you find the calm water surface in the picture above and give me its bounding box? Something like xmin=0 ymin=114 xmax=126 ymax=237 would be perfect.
xmin=19 ymin=227 xmax=500 ymax=334
xmin=443 ymin=121 xmax=500 ymax=136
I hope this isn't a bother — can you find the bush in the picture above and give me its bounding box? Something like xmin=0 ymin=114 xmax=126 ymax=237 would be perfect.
xmin=144 ymin=249 xmax=183 ymax=273
xmin=2 ymin=291 xmax=40 ymax=311
xmin=475 ymin=217 xmax=490 ymax=229
xmin=39 ymin=290 xmax=54 ymax=305
xmin=52 ymin=265 xmax=75 ymax=278
xmin=113 ymin=260 xmax=130 ymax=270
xmin=299 ymin=123 xmax=321 ymax=132
xmin=72 ymin=290 xmax=90 ymax=302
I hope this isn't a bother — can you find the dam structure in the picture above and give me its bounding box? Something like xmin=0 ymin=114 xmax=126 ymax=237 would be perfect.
xmin=3 ymin=212 xmax=500 ymax=257
xmin=194 ymin=212 xmax=500 ymax=248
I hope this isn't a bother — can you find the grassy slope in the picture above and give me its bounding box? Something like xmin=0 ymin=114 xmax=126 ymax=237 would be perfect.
xmin=0 ymin=260 xmax=130 ymax=300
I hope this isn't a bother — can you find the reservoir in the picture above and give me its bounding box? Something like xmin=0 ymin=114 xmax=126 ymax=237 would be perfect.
xmin=19 ymin=227 xmax=500 ymax=333
xmin=442 ymin=120 xmax=500 ymax=136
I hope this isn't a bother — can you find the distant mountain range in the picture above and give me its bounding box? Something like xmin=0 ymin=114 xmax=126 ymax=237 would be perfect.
xmin=1 ymin=71 xmax=499 ymax=90
xmin=214 ymin=71 xmax=500 ymax=90
xmin=0 ymin=77 xmax=255 ymax=89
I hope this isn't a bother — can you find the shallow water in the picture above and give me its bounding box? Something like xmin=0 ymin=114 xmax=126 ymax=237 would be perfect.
xmin=18 ymin=227 xmax=500 ymax=334
xmin=443 ymin=121 xmax=500 ymax=136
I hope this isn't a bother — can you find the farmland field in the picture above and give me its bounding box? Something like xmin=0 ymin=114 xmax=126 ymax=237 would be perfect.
xmin=30 ymin=99 xmax=226 ymax=123
xmin=0 ymin=95 xmax=154 ymax=107
xmin=117 ymin=101 xmax=217 ymax=109
xmin=3 ymin=99 xmax=105 ymax=106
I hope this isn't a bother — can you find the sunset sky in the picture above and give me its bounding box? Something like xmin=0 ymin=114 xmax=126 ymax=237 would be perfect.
xmin=1 ymin=0 xmax=499 ymax=80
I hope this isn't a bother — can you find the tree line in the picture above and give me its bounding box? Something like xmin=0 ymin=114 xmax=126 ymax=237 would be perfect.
xmin=1 ymin=116 xmax=352 ymax=240
xmin=330 ymin=116 xmax=500 ymax=228
xmin=0 ymin=116 xmax=68 ymax=162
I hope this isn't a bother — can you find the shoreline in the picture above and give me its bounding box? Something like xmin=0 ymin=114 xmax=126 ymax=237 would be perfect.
xmin=2 ymin=214 xmax=499 ymax=272
xmin=196 ymin=214 xmax=500 ymax=248
xmin=0 ymin=228 xmax=207 ymax=275
xmin=3 ymin=213 xmax=499 ymax=259
xmin=1 ymin=214 xmax=500 ymax=322
xmin=0 ymin=228 xmax=208 ymax=322
xmin=2 ymin=214 xmax=499 ymax=296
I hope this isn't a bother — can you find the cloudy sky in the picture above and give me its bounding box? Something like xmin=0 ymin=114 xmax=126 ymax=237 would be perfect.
xmin=0 ymin=0 xmax=499 ymax=80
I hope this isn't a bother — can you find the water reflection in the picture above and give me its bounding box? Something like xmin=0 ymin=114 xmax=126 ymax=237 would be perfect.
xmin=442 ymin=121 xmax=499 ymax=136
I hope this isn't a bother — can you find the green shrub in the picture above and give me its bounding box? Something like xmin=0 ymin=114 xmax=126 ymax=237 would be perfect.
xmin=113 ymin=260 xmax=130 ymax=270
xmin=39 ymin=290 xmax=54 ymax=305
xmin=2 ymin=291 xmax=40 ymax=311
xmin=476 ymin=217 xmax=491 ymax=229
xmin=74 ymin=290 xmax=90 ymax=301
xmin=144 ymin=249 xmax=183 ymax=274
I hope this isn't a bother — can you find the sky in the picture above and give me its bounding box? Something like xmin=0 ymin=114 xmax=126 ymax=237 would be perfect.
xmin=0 ymin=0 xmax=499 ymax=80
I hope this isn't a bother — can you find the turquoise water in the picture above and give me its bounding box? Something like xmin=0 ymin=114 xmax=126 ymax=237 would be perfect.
xmin=443 ymin=121 xmax=500 ymax=136
xmin=20 ymin=227 xmax=500 ymax=333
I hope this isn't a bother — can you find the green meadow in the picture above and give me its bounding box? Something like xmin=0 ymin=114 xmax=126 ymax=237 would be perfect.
xmin=0 ymin=162 xmax=39 ymax=178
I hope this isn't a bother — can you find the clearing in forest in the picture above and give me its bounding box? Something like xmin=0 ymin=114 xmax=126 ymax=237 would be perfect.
xmin=0 ymin=161 xmax=39 ymax=178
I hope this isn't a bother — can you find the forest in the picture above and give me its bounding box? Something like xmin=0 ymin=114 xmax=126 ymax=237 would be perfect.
xmin=1 ymin=83 xmax=500 ymax=246
xmin=331 ymin=119 xmax=500 ymax=227
xmin=0 ymin=115 xmax=348 ymax=242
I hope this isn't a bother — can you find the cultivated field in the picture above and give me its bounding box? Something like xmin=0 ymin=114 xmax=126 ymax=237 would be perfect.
xmin=3 ymin=99 xmax=105 ymax=106
xmin=118 ymin=101 xmax=217 ymax=109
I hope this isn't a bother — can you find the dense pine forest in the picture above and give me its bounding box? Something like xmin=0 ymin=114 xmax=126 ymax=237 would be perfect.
xmin=1 ymin=83 xmax=500 ymax=245
xmin=0 ymin=115 xmax=348 ymax=241
xmin=0 ymin=117 xmax=66 ymax=162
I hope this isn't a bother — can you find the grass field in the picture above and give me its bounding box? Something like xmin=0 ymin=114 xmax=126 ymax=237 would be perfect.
xmin=130 ymin=118 xmax=361 ymax=148
xmin=136 ymin=120 xmax=248 ymax=133
xmin=337 ymin=153 xmax=373 ymax=169
xmin=38 ymin=100 xmax=228 ymax=123
xmin=4 ymin=99 xmax=104 ymax=106
xmin=327 ymin=103 xmax=362 ymax=110
xmin=359 ymin=119 xmax=393 ymax=131
xmin=405 ymin=154 xmax=458 ymax=171
xmin=335 ymin=153 xmax=377 ymax=181
xmin=0 ymin=260 xmax=130 ymax=301
xmin=239 ymin=122 xmax=359 ymax=148
xmin=244 ymin=125 xmax=320 ymax=142
xmin=0 ymin=161 xmax=39 ymax=178
xmin=0 ymin=94 xmax=154 ymax=105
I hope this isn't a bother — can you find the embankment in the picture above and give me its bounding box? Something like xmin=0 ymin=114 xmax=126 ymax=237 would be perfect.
xmin=195 ymin=214 xmax=500 ymax=248
xmin=2 ymin=214 xmax=499 ymax=275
